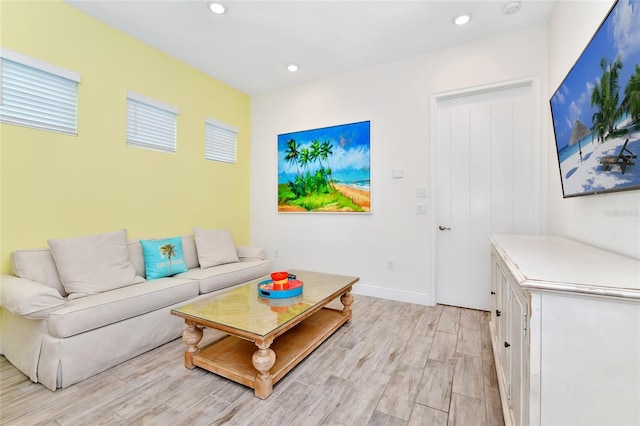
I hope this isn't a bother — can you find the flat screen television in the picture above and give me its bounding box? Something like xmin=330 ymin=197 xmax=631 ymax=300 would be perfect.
xmin=550 ymin=0 xmax=640 ymax=198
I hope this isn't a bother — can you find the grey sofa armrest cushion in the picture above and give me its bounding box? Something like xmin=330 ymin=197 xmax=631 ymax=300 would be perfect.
xmin=1 ymin=274 xmax=65 ymax=317
xmin=236 ymin=246 xmax=267 ymax=260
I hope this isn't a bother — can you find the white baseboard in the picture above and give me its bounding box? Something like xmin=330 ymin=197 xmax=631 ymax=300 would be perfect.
xmin=352 ymin=283 xmax=434 ymax=306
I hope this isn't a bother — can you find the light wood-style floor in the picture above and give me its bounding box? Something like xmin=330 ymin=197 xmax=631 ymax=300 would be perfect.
xmin=0 ymin=296 xmax=504 ymax=426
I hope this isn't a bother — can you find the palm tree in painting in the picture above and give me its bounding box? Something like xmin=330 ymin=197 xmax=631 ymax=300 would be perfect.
xmin=284 ymin=139 xmax=302 ymax=178
xmin=299 ymin=147 xmax=311 ymax=176
xmin=623 ymin=64 xmax=640 ymax=124
xmin=159 ymin=243 xmax=176 ymax=273
xmin=282 ymin=136 xmax=338 ymax=201
xmin=319 ymin=140 xmax=335 ymax=189
xmin=299 ymin=147 xmax=312 ymax=194
xmin=309 ymin=140 xmax=321 ymax=166
xmin=591 ymin=56 xmax=623 ymax=139
xmin=309 ymin=139 xmax=334 ymax=192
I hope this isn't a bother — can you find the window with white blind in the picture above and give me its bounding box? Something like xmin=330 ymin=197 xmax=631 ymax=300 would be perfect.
xmin=0 ymin=48 xmax=81 ymax=135
xmin=205 ymin=118 xmax=237 ymax=164
xmin=126 ymin=91 xmax=179 ymax=153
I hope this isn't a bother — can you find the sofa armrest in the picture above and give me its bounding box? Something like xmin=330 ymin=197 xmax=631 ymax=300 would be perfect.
xmin=1 ymin=274 xmax=65 ymax=318
xmin=236 ymin=246 xmax=267 ymax=261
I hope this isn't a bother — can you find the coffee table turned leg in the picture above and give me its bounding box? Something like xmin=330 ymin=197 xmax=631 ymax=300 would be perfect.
xmin=182 ymin=321 xmax=203 ymax=369
xmin=341 ymin=289 xmax=354 ymax=322
xmin=252 ymin=342 xmax=276 ymax=399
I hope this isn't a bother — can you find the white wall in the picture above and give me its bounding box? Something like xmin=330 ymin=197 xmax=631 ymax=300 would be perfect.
xmin=548 ymin=0 xmax=640 ymax=260
xmin=251 ymin=26 xmax=548 ymax=305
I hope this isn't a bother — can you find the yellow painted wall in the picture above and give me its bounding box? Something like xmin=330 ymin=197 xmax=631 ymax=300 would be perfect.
xmin=0 ymin=1 xmax=252 ymax=274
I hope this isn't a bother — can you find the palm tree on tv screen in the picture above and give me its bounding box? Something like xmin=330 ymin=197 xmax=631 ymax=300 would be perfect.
xmin=623 ymin=64 xmax=640 ymax=124
xmin=591 ymin=56 xmax=623 ymax=140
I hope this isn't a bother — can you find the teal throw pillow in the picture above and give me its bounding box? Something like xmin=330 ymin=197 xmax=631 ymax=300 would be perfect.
xmin=140 ymin=237 xmax=188 ymax=280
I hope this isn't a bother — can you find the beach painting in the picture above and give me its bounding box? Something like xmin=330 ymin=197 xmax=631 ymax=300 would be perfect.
xmin=277 ymin=121 xmax=371 ymax=213
xmin=550 ymin=0 xmax=640 ymax=197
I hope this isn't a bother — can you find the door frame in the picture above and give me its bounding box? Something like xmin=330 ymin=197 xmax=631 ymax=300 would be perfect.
xmin=428 ymin=77 xmax=545 ymax=306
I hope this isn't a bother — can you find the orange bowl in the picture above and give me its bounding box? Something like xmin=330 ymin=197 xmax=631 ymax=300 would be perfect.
xmin=271 ymin=271 xmax=289 ymax=289
xmin=271 ymin=271 xmax=288 ymax=280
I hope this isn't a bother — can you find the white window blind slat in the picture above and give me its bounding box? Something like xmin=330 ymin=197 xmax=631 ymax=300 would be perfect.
xmin=205 ymin=118 xmax=237 ymax=164
xmin=4 ymin=88 xmax=77 ymax=110
xmin=0 ymin=56 xmax=78 ymax=135
xmin=126 ymin=96 xmax=178 ymax=153
xmin=3 ymin=95 xmax=76 ymax=115
xmin=5 ymin=75 xmax=76 ymax=100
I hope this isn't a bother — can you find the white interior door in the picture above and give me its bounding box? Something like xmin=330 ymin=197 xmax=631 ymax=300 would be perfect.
xmin=433 ymin=82 xmax=538 ymax=310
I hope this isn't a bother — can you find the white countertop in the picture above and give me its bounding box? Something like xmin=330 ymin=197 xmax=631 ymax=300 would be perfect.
xmin=491 ymin=234 xmax=640 ymax=300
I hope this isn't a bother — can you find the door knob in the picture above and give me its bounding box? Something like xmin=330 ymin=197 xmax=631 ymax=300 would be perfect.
xmin=438 ymin=225 xmax=451 ymax=231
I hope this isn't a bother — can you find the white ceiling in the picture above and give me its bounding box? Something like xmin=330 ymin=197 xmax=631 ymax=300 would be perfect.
xmin=65 ymin=0 xmax=558 ymax=95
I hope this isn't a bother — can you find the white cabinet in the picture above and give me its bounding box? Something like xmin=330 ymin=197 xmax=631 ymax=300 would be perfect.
xmin=490 ymin=234 xmax=640 ymax=426
xmin=491 ymin=248 xmax=529 ymax=426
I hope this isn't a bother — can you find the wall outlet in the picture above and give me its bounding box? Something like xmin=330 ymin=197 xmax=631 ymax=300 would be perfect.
xmin=274 ymin=248 xmax=279 ymax=258
xmin=387 ymin=259 xmax=396 ymax=270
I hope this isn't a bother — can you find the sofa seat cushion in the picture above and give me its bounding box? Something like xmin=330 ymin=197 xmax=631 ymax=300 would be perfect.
xmin=47 ymin=278 xmax=199 ymax=338
xmin=175 ymin=260 xmax=271 ymax=294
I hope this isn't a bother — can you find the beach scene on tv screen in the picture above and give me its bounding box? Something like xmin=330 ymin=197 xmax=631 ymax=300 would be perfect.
xmin=550 ymin=0 xmax=640 ymax=197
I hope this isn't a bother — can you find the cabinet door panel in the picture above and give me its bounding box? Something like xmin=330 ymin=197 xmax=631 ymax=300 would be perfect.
xmin=491 ymin=254 xmax=504 ymax=349
xmin=508 ymin=284 xmax=528 ymax=426
xmin=501 ymin=271 xmax=511 ymax=388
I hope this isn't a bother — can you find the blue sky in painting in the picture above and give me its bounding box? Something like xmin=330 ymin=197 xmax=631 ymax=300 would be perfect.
xmin=550 ymin=0 xmax=640 ymax=151
xmin=277 ymin=121 xmax=370 ymax=184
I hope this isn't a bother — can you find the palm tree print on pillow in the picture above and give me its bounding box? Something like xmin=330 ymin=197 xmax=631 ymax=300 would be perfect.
xmin=159 ymin=243 xmax=176 ymax=273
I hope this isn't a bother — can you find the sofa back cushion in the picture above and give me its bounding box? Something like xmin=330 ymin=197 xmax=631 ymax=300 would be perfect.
xmin=182 ymin=235 xmax=200 ymax=269
xmin=11 ymin=249 xmax=68 ymax=297
xmin=193 ymin=228 xmax=240 ymax=268
xmin=129 ymin=235 xmax=200 ymax=278
xmin=139 ymin=237 xmax=189 ymax=280
xmin=48 ymin=229 xmax=145 ymax=299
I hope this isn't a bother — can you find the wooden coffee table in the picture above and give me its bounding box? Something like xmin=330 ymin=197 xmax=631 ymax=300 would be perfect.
xmin=170 ymin=269 xmax=357 ymax=399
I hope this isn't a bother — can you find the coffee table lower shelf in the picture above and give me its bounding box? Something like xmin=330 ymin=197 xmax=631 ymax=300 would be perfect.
xmin=191 ymin=307 xmax=348 ymax=398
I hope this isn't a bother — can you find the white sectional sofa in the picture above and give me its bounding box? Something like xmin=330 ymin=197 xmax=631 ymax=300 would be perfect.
xmin=0 ymin=229 xmax=271 ymax=391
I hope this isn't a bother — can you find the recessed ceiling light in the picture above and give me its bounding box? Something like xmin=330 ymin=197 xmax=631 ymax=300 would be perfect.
xmin=208 ymin=2 xmax=226 ymax=15
xmin=503 ymin=1 xmax=521 ymax=15
xmin=453 ymin=14 xmax=472 ymax=26
xmin=287 ymin=64 xmax=299 ymax=72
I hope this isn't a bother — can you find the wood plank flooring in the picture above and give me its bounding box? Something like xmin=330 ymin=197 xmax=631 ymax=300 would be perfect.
xmin=0 ymin=296 xmax=504 ymax=426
